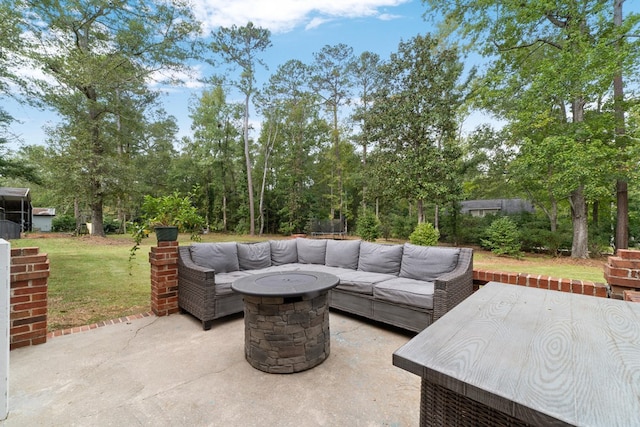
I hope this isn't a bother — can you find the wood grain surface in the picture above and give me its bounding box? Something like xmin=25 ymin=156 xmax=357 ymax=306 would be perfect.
xmin=393 ymin=282 xmax=640 ymax=426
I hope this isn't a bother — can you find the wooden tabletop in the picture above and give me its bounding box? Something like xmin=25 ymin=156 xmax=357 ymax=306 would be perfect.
xmin=393 ymin=281 xmax=640 ymax=426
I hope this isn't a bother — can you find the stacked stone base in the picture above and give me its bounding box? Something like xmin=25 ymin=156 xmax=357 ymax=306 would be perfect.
xmin=604 ymin=249 xmax=640 ymax=300
xmin=243 ymin=292 xmax=330 ymax=374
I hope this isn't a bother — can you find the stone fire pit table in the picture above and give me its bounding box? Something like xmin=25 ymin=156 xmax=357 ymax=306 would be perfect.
xmin=232 ymin=271 xmax=339 ymax=374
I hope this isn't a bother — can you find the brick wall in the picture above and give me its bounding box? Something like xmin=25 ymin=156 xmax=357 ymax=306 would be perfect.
xmin=473 ymin=269 xmax=608 ymax=298
xmin=149 ymin=241 xmax=179 ymax=316
xmin=604 ymin=249 xmax=640 ymax=299
xmin=10 ymin=247 xmax=50 ymax=350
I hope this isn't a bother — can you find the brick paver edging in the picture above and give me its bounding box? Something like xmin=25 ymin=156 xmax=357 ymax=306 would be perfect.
xmin=46 ymin=312 xmax=154 ymax=339
xmin=473 ymin=269 xmax=609 ymax=297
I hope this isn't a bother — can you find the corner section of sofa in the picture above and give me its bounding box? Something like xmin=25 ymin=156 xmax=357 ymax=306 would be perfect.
xmin=177 ymin=245 xmax=244 ymax=330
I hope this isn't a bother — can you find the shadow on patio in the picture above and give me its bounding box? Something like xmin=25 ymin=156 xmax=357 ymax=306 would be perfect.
xmin=6 ymin=312 xmax=419 ymax=426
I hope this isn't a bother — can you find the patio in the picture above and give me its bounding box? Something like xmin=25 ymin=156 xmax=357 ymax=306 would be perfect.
xmin=5 ymin=311 xmax=420 ymax=426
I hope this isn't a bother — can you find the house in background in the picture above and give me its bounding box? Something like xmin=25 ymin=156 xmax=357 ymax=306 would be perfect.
xmin=32 ymin=208 xmax=56 ymax=232
xmin=0 ymin=187 xmax=32 ymax=239
xmin=460 ymin=198 xmax=535 ymax=217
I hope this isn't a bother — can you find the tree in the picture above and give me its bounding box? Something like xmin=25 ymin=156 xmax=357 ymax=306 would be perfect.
xmin=188 ymin=86 xmax=243 ymax=231
xmin=208 ymin=22 xmax=272 ymax=235
xmin=23 ymin=0 xmax=200 ymax=236
xmin=365 ymin=34 xmax=466 ymax=227
xmin=257 ymin=60 xmax=328 ymax=235
xmin=351 ymin=51 xmax=383 ymax=210
xmin=310 ymin=44 xmax=355 ymax=225
xmin=0 ymin=1 xmax=40 ymax=184
xmin=423 ymin=0 xmax=640 ymax=257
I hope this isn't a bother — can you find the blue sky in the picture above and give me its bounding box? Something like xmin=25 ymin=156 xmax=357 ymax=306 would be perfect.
xmin=10 ymin=0 xmax=636 ymax=150
xmin=8 ymin=0 xmax=477 ymax=150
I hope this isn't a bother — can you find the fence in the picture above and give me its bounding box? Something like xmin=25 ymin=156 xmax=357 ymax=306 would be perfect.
xmin=0 ymin=221 xmax=20 ymax=240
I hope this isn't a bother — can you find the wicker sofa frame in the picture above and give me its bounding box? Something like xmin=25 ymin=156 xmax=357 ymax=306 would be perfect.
xmin=177 ymin=241 xmax=473 ymax=332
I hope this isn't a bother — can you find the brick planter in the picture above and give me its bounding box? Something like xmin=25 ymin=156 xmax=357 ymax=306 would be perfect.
xmin=604 ymin=249 xmax=640 ymax=299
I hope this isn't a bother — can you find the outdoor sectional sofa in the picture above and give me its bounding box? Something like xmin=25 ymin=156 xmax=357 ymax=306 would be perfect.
xmin=177 ymin=238 xmax=473 ymax=332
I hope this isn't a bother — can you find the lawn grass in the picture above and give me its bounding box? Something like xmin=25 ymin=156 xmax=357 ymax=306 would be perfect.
xmin=473 ymin=250 xmax=607 ymax=284
xmin=10 ymin=233 xmax=608 ymax=331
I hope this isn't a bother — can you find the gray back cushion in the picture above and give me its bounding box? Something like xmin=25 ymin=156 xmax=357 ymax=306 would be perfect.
xmin=237 ymin=242 xmax=271 ymax=270
xmin=357 ymin=242 xmax=403 ymax=275
xmin=190 ymin=242 xmax=239 ymax=273
xmin=296 ymin=238 xmax=327 ymax=264
xmin=325 ymin=239 xmax=361 ymax=269
xmin=270 ymin=239 xmax=298 ymax=266
xmin=400 ymin=243 xmax=460 ymax=281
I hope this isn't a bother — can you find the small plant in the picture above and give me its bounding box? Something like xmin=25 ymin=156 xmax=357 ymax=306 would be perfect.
xmin=481 ymin=216 xmax=523 ymax=258
xmin=129 ymin=192 xmax=205 ymax=265
xmin=357 ymin=210 xmax=380 ymax=241
xmin=409 ymin=222 xmax=440 ymax=246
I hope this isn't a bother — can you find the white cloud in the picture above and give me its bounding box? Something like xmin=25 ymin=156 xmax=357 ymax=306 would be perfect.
xmin=191 ymin=0 xmax=410 ymax=33
xmin=146 ymin=64 xmax=206 ymax=90
xmin=378 ymin=13 xmax=401 ymax=21
xmin=305 ymin=17 xmax=331 ymax=31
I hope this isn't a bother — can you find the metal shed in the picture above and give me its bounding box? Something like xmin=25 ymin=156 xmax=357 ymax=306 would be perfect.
xmin=32 ymin=208 xmax=56 ymax=232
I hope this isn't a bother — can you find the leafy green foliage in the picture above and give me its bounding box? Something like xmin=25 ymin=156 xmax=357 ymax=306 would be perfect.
xmin=481 ymin=217 xmax=523 ymax=258
xmin=409 ymin=222 xmax=440 ymax=246
xmin=365 ymin=34 xmax=466 ymax=214
xmin=356 ymin=210 xmax=380 ymax=241
xmin=129 ymin=191 xmax=205 ymax=265
xmin=52 ymin=215 xmax=76 ymax=232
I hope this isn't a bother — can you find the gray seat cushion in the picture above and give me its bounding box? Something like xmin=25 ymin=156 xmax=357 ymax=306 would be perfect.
xmin=214 ymin=271 xmax=253 ymax=295
xmin=357 ymin=242 xmax=403 ymax=275
xmin=400 ymin=244 xmax=460 ymax=281
xmin=373 ymin=278 xmax=435 ymax=309
xmin=270 ymin=239 xmax=298 ymax=266
xmin=336 ymin=270 xmax=397 ymax=295
xmin=190 ymin=242 xmax=239 ymax=273
xmin=296 ymin=238 xmax=327 ymax=264
xmin=237 ymin=242 xmax=271 ymax=270
xmin=325 ymin=239 xmax=361 ymax=269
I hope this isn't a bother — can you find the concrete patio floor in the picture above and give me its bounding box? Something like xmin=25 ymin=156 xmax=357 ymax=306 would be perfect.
xmin=4 ymin=311 xmax=420 ymax=426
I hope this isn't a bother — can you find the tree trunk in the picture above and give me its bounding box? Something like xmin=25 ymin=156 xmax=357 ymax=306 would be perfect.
xmin=417 ymin=200 xmax=425 ymax=224
xmin=616 ymin=180 xmax=629 ymax=249
xmin=614 ymin=0 xmax=628 ymax=250
xmin=88 ymin=103 xmax=105 ymax=237
xmin=569 ymin=185 xmax=589 ymax=258
xmin=243 ymin=95 xmax=255 ymax=235
xmin=74 ymin=198 xmax=81 ymax=234
xmin=222 ymin=194 xmax=227 ymax=231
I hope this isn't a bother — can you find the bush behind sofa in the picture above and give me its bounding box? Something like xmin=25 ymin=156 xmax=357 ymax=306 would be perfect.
xmin=177 ymin=238 xmax=473 ymax=332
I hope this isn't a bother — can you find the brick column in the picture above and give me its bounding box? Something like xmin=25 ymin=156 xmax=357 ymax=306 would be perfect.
xmin=604 ymin=249 xmax=640 ymax=299
xmin=10 ymin=247 xmax=49 ymax=350
xmin=149 ymin=241 xmax=179 ymax=316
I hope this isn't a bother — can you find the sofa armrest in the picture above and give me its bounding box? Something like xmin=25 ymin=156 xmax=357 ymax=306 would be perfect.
xmin=433 ymin=248 xmax=473 ymax=322
xmin=178 ymin=246 xmax=217 ymax=289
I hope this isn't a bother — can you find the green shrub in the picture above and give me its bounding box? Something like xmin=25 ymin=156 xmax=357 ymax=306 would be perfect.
xmin=481 ymin=216 xmax=523 ymax=258
xmin=391 ymin=214 xmax=415 ymax=240
xmin=52 ymin=215 xmax=76 ymax=232
xmin=409 ymin=222 xmax=440 ymax=246
xmin=357 ymin=210 xmax=380 ymax=241
xmin=102 ymin=217 xmax=122 ymax=234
